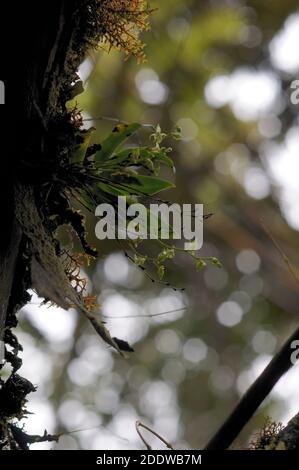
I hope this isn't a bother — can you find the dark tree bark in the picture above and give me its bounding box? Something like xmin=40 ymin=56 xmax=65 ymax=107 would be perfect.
xmin=0 ymin=1 xmax=76 ymax=335
xmin=0 ymin=0 xmax=95 ymax=449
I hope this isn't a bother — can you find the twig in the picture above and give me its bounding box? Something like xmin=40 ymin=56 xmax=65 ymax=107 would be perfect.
xmin=103 ymin=306 xmax=187 ymax=319
xmin=135 ymin=421 xmax=174 ymax=450
xmin=205 ymin=324 xmax=299 ymax=449
xmin=55 ymin=425 xmax=128 ymax=443
xmin=260 ymin=219 xmax=299 ymax=290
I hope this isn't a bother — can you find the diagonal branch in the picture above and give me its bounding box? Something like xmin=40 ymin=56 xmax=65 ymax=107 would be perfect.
xmin=205 ymin=324 xmax=299 ymax=449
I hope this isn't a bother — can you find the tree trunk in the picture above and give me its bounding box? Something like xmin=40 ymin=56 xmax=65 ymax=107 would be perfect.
xmin=0 ymin=0 xmax=93 ymax=449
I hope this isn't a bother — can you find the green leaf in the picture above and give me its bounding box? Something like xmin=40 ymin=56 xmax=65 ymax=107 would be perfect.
xmin=99 ymin=147 xmax=174 ymax=175
xmin=135 ymin=148 xmax=174 ymax=170
xmin=101 ymin=147 xmax=141 ymax=168
xmin=95 ymin=123 xmax=142 ymax=164
xmin=71 ymin=128 xmax=94 ymax=164
xmin=77 ymin=191 xmax=96 ymax=212
xmin=97 ymin=182 xmax=129 ymax=197
xmin=120 ymin=175 xmax=175 ymax=195
xmin=152 ymin=149 xmax=175 ymax=169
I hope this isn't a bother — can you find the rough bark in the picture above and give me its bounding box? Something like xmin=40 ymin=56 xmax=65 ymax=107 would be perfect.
xmin=0 ymin=0 xmax=97 ymax=449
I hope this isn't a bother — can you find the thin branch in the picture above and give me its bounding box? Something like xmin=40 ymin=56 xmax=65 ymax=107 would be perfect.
xmin=205 ymin=324 xmax=299 ymax=449
xmin=261 ymin=219 xmax=299 ymax=290
xmin=56 ymin=426 xmax=129 ymax=443
xmin=135 ymin=421 xmax=174 ymax=450
xmin=103 ymin=306 xmax=187 ymax=319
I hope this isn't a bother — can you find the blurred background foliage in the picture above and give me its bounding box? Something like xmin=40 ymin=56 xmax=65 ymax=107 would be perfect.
xmin=17 ymin=0 xmax=299 ymax=449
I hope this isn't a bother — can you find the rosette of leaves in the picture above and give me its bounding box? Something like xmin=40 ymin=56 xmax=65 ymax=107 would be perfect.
xmin=56 ymin=119 xmax=220 ymax=289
